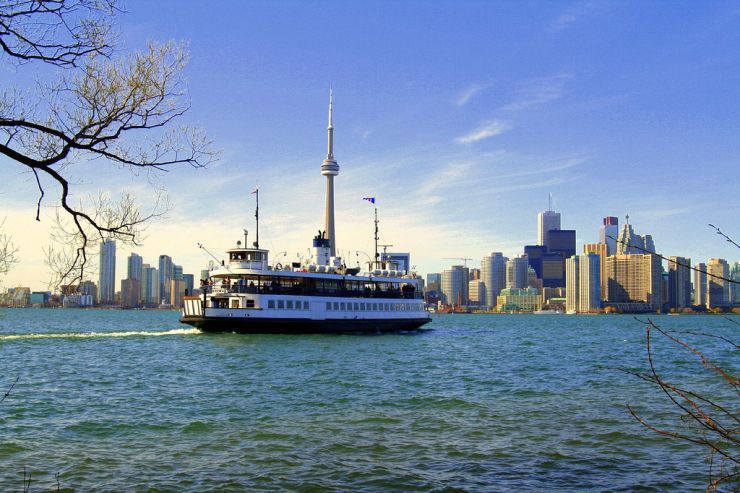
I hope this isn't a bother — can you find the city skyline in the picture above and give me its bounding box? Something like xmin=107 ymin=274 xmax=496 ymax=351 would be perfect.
xmin=1 ymin=1 xmax=739 ymax=289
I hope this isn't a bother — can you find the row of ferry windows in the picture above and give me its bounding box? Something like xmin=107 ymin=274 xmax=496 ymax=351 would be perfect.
xmin=265 ymin=300 xmax=423 ymax=312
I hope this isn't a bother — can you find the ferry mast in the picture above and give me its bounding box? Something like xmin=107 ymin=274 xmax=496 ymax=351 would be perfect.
xmin=321 ymin=89 xmax=339 ymax=257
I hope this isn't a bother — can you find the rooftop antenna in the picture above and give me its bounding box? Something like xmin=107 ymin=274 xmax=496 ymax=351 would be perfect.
xmin=548 ymin=192 xmax=552 ymax=212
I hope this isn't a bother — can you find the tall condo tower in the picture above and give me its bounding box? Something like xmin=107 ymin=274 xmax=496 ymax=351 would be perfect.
xmin=98 ymin=238 xmax=116 ymax=304
xmin=321 ymin=89 xmax=340 ymax=257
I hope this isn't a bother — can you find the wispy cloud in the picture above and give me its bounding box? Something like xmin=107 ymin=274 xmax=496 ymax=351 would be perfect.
xmin=502 ymin=73 xmax=573 ymax=111
xmin=454 ymin=120 xmax=510 ymax=144
xmin=455 ymin=83 xmax=488 ymax=107
xmin=549 ymin=1 xmax=606 ymax=33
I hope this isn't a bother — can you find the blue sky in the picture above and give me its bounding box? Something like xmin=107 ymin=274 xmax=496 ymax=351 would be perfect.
xmin=2 ymin=1 xmax=739 ymax=288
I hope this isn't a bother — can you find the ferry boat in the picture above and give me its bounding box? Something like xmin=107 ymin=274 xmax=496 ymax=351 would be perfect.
xmin=180 ymin=92 xmax=431 ymax=334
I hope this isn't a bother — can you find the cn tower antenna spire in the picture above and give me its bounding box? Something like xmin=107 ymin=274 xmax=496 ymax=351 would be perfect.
xmin=321 ymin=88 xmax=340 ymax=257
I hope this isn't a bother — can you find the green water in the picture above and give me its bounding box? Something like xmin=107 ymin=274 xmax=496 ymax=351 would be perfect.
xmin=0 ymin=309 xmax=736 ymax=491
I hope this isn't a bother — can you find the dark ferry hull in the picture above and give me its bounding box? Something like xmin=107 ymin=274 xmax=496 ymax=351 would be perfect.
xmin=180 ymin=315 xmax=432 ymax=334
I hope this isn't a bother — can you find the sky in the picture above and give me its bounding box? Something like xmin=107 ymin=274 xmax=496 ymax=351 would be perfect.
xmin=1 ymin=0 xmax=739 ymax=289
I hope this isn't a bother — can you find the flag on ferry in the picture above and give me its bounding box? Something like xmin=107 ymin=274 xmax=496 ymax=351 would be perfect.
xmin=363 ymin=197 xmax=375 ymax=204
xmin=251 ymin=188 xmax=258 ymax=194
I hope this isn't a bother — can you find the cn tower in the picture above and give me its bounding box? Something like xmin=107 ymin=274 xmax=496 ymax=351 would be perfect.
xmin=321 ymin=89 xmax=339 ymax=257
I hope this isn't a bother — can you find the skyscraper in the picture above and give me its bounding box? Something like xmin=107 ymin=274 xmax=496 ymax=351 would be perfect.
xmin=127 ymin=253 xmax=143 ymax=281
xmin=694 ymin=262 xmax=707 ymax=306
xmin=616 ymin=216 xmax=656 ymax=254
xmin=481 ymin=253 xmax=507 ymax=308
xmin=546 ymin=229 xmax=576 ymax=259
xmin=578 ymin=253 xmax=601 ymax=313
xmin=667 ymin=256 xmax=692 ymax=309
xmin=506 ymin=255 xmax=529 ymax=289
xmin=565 ymin=255 xmax=579 ymax=313
xmin=158 ymin=255 xmax=174 ymax=304
xmin=706 ymin=258 xmax=730 ymax=309
xmin=98 ymin=239 xmax=116 ymax=304
xmin=538 ymin=210 xmax=561 ymax=247
xmin=599 ymin=216 xmax=619 ymax=255
xmin=583 ymin=243 xmax=608 ymax=300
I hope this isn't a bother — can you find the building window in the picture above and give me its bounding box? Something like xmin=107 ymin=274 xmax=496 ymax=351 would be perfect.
xmin=246 ymin=299 xmax=255 ymax=308
xmin=278 ymin=300 xmax=285 ymax=309
xmin=268 ymin=300 xmax=275 ymax=309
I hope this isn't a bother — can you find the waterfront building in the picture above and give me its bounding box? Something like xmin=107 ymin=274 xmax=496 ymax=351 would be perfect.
xmin=98 ymin=239 xmax=116 ymax=305
xmin=78 ymin=280 xmax=98 ymax=305
xmin=441 ymin=265 xmax=469 ymax=306
xmin=158 ymin=255 xmax=174 ymax=304
xmin=506 ymin=255 xmax=529 ymax=289
xmin=578 ymin=254 xmax=601 ymax=313
xmin=468 ymin=280 xmax=484 ymax=306
xmin=605 ymin=253 xmax=662 ymax=312
xmin=599 ymin=216 xmax=619 ymax=256
xmin=381 ymin=252 xmax=410 ymax=273
xmin=170 ymin=279 xmax=186 ymax=307
xmin=706 ymin=258 xmax=730 ymax=309
xmin=538 ymin=210 xmax=561 ymax=247
xmin=731 ymin=262 xmax=740 ymax=306
xmin=127 ymin=253 xmax=143 ymax=281
xmin=468 ymin=268 xmax=480 ymax=281
xmin=200 ymin=269 xmax=210 ymax=282
xmin=583 ymin=243 xmax=608 ymax=300
xmin=542 ymin=287 xmax=566 ymax=311
xmin=496 ymin=287 xmax=542 ymax=312
xmin=174 ymin=264 xmax=184 ymax=281
xmin=425 ymin=272 xmax=442 ymax=306
xmin=183 ymin=274 xmax=195 ymax=296
xmin=142 ymin=266 xmax=159 ymax=306
xmin=565 ymin=256 xmax=579 ymax=313
xmin=694 ymin=262 xmax=707 ymax=306
xmin=667 ymin=256 xmax=692 ymax=309
xmin=121 ymin=278 xmax=141 ymax=308
xmin=481 ymin=252 xmax=506 ymax=308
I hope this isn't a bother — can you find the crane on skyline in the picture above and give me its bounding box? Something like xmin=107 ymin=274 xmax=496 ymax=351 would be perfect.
xmin=442 ymin=257 xmax=473 ymax=268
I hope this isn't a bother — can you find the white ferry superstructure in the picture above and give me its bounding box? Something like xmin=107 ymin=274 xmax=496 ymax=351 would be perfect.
xmin=180 ymin=92 xmax=431 ymax=334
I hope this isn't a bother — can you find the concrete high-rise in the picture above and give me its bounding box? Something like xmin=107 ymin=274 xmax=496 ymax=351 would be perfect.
xmin=605 ymin=253 xmax=662 ymax=311
xmin=321 ymin=89 xmax=340 ymax=257
xmin=506 ymin=255 xmax=529 ymax=289
xmin=481 ymin=252 xmax=507 ymax=307
xmin=706 ymin=258 xmax=730 ymax=309
xmin=565 ymin=256 xmax=579 ymax=313
xmin=667 ymin=256 xmax=692 ymax=309
xmin=731 ymin=262 xmax=740 ymax=306
xmin=599 ymin=216 xmax=619 ymax=256
xmin=98 ymin=239 xmax=116 ymax=304
xmin=441 ymin=265 xmax=469 ymax=306
xmin=578 ymin=253 xmax=601 ymax=313
xmin=694 ymin=262 xmax=706 ymax=306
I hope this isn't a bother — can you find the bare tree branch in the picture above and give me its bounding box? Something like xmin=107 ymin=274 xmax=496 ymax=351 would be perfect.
xmin=0 ymin=1 xmax=219 ymax=286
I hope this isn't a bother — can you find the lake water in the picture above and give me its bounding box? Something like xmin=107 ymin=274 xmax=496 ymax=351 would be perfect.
xmin=0 ymin=309 xmax=736 ymax=491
